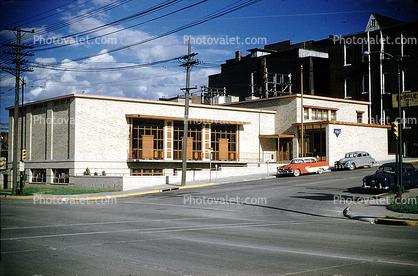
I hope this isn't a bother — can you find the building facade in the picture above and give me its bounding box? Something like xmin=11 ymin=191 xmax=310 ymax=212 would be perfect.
xmin=7 ymin=94 xmax=276 ymax=190
xmin=224 ymin=94 xmax=390 ymax=165
xmin=328 ymin=14 xmax=418 ymax=156
xmin=7 ymin=93 xmax=389 ymax=190
xmin=208 ymin=14 xmax=418 ymax=157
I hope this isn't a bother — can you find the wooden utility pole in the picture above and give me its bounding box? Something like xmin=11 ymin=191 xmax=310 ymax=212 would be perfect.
xmin=2 ymin=27 xmax=34 ymax=195
xmin=180 ymin=37 xmax=198 ymax=186
xmin=300 ymin=65 xmax=304 ymax=158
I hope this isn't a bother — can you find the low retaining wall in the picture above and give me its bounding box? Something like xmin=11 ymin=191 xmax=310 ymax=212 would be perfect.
xmin=74 ymin=176 xmax=123 ymax=190
xmin=23 ymin=163 xmax=284 ymax=191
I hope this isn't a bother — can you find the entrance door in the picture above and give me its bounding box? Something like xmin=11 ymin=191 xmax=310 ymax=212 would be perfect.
xmin=279 ymin=140 xmax=292 ymax=161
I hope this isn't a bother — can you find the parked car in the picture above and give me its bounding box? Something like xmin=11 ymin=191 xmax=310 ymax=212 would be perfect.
xmin=277 ymin=157 xmax=329 ymax=177
xmin=362 ymin=162 xmax=418 ymax=190
xmin=334 ymin=151 xmax=375 ymax=170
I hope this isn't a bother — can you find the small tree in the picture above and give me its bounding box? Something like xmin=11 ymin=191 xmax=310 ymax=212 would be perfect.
xmin=83 ymin=168 xmax=91 ymax=175
xmin=94 ymin=171 xmax=98 ymax=176
xmin=102 ymin=171 xmax=106 ymax=176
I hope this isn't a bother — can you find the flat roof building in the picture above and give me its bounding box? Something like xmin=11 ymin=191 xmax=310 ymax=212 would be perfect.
xmin=6 ymin=93 xmax=390 ymax=190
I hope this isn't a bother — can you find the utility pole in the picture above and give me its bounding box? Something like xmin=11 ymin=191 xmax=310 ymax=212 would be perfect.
xmin=20 ymin=79 xmax=26 ymax=195
xmin=396 ymin=56 xmax=403 ymax=201
xmin=2 ymin=27 xmax=34 ymax=195
xmin=179 ymin=37 xmax=198 ymax=186
xmin=300 ymin=64 xmax=304 ymax=158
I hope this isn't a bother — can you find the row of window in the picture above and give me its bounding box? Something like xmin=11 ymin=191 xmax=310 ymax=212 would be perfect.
xmin=31 ymin=168 xmax=168 ymax=179
xmin=303 ymin=108 xmax=337 ymax=121
xmin=31 ymin=169 xmax=69 ymax=183
xmin=343 ymin=31 xmax=411 ymax=66
xmin=344 ymin=70 xmax=410 ymax=99
xmin=130 ymin=119 xmax=238 ymax=162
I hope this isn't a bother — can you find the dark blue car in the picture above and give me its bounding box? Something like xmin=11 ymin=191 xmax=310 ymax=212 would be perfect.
xmin=362 ymin=162 xmax=418 ymax=190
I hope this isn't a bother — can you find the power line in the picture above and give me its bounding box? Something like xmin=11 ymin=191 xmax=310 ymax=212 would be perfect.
xmin=30 ymin=0 xmax=261 ymax=67
xmin=31 ymin=0 xmax=205 ymax=52
xmin=30 ymin=55 xmax=183 ymax=72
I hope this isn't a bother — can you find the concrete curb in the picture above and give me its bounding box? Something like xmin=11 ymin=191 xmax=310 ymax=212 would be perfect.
xmin=343 ymin=192 xmax=388 ymax=224
xmin=1 ymin=183 xmax=213 ymax=201
xmin=375 ymin=218 xmax=418 ymax=226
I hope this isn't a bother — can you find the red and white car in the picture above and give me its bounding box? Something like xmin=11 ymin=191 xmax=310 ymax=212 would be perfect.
xmin=277 ymin=157 xmax=329 ymax=177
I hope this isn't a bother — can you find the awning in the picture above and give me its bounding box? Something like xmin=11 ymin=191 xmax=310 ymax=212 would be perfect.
xmin=259 ymin=134 xmax=295 ymax=138
xmin=292 ymin=120 xmax=391 ymax=128
xmin=126 ymin=114 xmax=251 ymax=125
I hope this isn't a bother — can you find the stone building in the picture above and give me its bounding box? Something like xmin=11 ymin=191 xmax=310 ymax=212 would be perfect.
xmin=6 ymin=93 xmax=389 ymax=190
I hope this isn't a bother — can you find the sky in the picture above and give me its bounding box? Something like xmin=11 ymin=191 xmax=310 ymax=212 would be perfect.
xmin=1 ymin=0 xmax=418 ymax=127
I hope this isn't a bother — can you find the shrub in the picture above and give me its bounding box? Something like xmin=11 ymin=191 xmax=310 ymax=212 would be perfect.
xmin=83 ymin=168 xmax=91 ymax=175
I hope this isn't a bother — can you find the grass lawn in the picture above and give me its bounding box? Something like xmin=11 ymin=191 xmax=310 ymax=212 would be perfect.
xmin=388 ymin=196 xmax=418 ymax=214
xmin=1 ymin=187 xmax=116 ymax=196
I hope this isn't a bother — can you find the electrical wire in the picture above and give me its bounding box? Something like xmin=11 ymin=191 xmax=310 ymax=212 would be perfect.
xmin=30 ymin=56 xmax=183 ymax=72
xmin=30 ymin=0 xmax=261 ymax=69
xmin=31 ymin=0 xmax=205 ymax=52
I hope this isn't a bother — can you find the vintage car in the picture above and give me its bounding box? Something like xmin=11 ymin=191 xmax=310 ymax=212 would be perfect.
xmin=362 ymin=162 xmax=418 ymax=190
xmin=277 ymin=157 xmax=329 ymax=177
xmin=334 ymin=151 xmax=375 ymax=170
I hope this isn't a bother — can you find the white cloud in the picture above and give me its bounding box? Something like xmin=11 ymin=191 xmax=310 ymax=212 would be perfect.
xmin=18 ymin=3 xmax=222 ymax=104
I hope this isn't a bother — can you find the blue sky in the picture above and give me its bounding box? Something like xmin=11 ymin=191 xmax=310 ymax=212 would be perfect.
xmin=1 ymin=0 xmax=418 ymax=127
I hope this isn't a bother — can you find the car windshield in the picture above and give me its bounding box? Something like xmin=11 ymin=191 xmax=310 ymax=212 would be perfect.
xmin=377 ymin=166 xmax=395 ymax=173
xmin=345 ymin=153 xmax=357 ymax=158
xmin=290 ymin=159 xmax=304 ymax=164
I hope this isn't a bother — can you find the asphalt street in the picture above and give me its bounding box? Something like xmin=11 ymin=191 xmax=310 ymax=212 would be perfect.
xmin=1 ymin=167 xmax=418 ymax=276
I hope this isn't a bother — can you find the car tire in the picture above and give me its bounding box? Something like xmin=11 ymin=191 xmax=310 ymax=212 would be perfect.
xmin=317 ymin=168 xmax=324 ymax=174
xmin=293 ymin=169 xmax=301 ymax=177
xmin=349 ymin=163 xmax=356 ymax=170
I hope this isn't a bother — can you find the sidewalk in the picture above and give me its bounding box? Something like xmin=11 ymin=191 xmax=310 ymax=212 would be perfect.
xmin=344 ymin=188 xmax=418 ymax=226
xmin=342 ymin=157 xmax=418 ymax=226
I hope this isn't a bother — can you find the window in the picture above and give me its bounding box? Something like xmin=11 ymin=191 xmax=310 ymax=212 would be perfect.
xmin=405 ymin=164 xmax=415 ymax=172
xmin=371 ymin=19 xmax=376 ymax=27
xmin=53 ymin=169 xmax=69 ymax=183
xmin=344 ymin=78 xmax=351 ymax=99
xmin=32 ymin=169 xmax=46 ymax=183
xmin=383 ymin=73 xmax=390 ymax=94
xmin=311 ymin=109 xmax=328 ymax=121
xmin=362 ymin=42 xmax=368 ymax=62
xmin=362 ymin=75 xmax=369 ymax=94
xmin=356 ymin=111 xmax=364 ymax=123
xmin=401 ymin=31 xmax=409 ymax=57
xmin=303 ymin=108 xmax=309 ymax=120
xmin=402 ymin=70 xmax=410 ymax=92
xmin=403 ymin=109 xmax=414 ymax=129
xmin=331 ymin=110 xmax=336 ymax=121
xmin=211 ymin=125 xmax=238 ymax=161
xmin=131 ymin=169 xmax=163 ymax=176
xmin=344 ymin=44 xmax=351 ymax=66
xmin=173 ymin=122 xmax=202 ymax=160
xmin=131 ymin=119 xmax=164 ymax=160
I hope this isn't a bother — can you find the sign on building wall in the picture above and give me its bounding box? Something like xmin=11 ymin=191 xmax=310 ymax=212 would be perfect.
xmin=0 ymin=157 xmax=6 ymax=170
xmin=392 ymin=91 xmax=418 ymax=108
